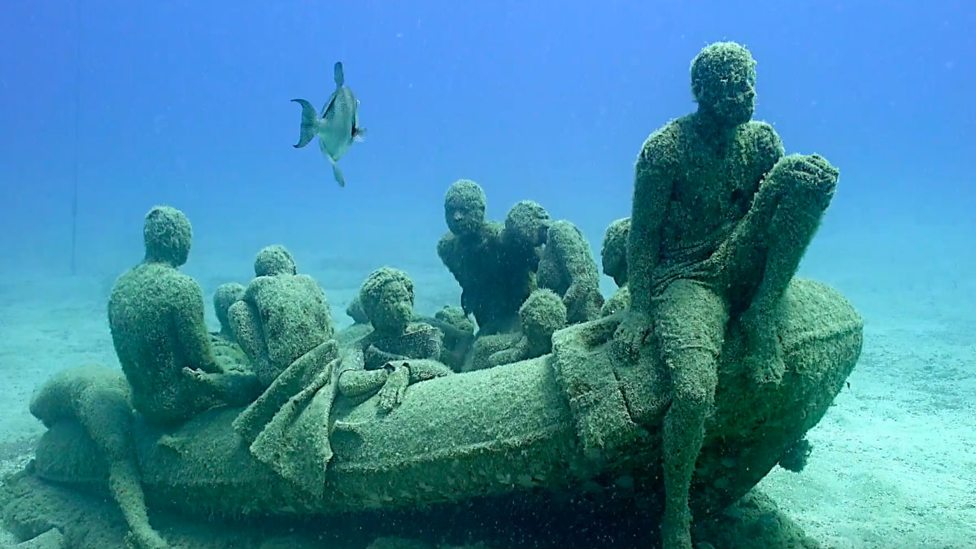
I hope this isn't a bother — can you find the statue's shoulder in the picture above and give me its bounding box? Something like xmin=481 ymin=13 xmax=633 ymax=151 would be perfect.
xmin=436 ymin=232 xmax=456 ymax=258
xmin=125 ymin=263 xmax=198 ymax=298
xmin=484 ymin=221 xmax=505 ymax=242
xmin=638 ymin=116 xmax=690 ymax=168
xmin=167 ymin=271 xmax=205 ymax=303
xmin=243 ymin=275 xmax=276 ymax=304
xmin=294 ymin=273 xmax=325 ymax=294
xmin=546 ymin=219 xmax=584 ymax=249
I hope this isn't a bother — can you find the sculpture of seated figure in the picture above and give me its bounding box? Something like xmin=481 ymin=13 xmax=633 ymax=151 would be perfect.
xmin=209 ymin=282 xmax=252 ymax=368
xmin=338 ymin=267 xmax=452 ymax=412
xmin=437 ymin=179 xmax=536 ymax=335
xmin=340 ymin=295 xmax=474 ymax=371
xmin=212 ymin=282 xmax=245 ymax=340
xmin=345 ymin=293 xmax=370 ymax=324
xmin=4 ymin=43 xmax=864 ymax=549
xmin=108 ymin=206 xmax=259 ymax=427
xmin=228 ymin=245 xmax=335 ymax=389
xmin=487 ymin=288 xmax=567 ymax=367
xmin=427 ymin=305 xmax=475 ymax=371
xmin=505 ymin=200 xmax=605 ymax=324
xmin=612 ymin=42 xmax=840 ymax=549
xmin=600 ymin=217 xmax=631 ymax=316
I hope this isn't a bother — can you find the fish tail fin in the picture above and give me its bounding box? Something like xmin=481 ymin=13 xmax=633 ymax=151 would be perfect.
xmin=291 ymin=98 xmax=318 ymax=148
xmin=331 ymin=161 xmax=346 ymax=187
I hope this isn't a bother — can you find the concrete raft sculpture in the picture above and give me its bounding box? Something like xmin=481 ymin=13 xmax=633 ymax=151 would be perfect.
xmin=0 ymin=40 xmax=863 ymax=549
xmin=3 ymin=277 xmax=860 ymax=548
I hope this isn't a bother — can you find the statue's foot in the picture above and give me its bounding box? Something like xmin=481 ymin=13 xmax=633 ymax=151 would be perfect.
xmin=660 ymin=516 xmax=694 ymax=549
xmin=14 ymin=529 xmax=65 ymax=548
xmin=124 ymin=530 xmax=171 ymax=549
xmin=661 ymin=507 xmax=694 ymax=549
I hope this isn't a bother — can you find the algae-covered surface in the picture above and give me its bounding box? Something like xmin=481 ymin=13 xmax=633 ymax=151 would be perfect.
xmin=1 ymin=228 xmax=973 ymax=547
xmin=2 ymin=3 xmax=974 ymax=548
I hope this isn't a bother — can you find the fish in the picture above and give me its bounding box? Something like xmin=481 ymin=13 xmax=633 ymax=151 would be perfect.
xmin=292 ymin=61 xmax=366 ymax=187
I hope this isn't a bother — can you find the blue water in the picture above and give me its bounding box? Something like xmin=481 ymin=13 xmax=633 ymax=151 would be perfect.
xmin=2 ymin=1 xmax=972 ymax=281
xmin=1 ymin=3 xmax=975 ymax=547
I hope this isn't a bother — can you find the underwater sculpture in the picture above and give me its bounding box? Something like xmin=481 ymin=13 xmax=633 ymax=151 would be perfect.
xmin=504 ymin=201 xmax=605 ymax=324
xmin=228 ymin=244 xmax=334 ymax=389
xmin=483 ymin=288 xmax=568 ymax=368
xmin=337 ymin=267 xmax=453 ymax=413
xmin=107 ymin=205 xmax=259 ymax=428
xmin=353 ymin=267 xmax=445 ymax=370
xmin=1 ymin=41 xmax=861 ymax=549
xmin=462 ymin=286 xmax=569 ymax=372
xmin=340 ymin=293 xmax=474 ymax=372
xmin=212 ymin=282 xmax=246 ymax=340
xmin=613 ymin=42 xmax=841 ymax=549
xmin=437 ymin=179 xmax=537 ymax=335
xmin=600 ymin=217 xmax=631 ymax=317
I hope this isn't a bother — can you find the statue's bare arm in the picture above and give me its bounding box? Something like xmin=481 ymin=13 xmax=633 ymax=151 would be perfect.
xmin=611 ymin=133 xmax=675 ymax=359
xmin=338 ymin=348 xmax=389 ymax=398
xmin=174 ymin=277 xmax=222 ymax=374
xmin=549 ymin=222 xmax=599 ymax=288
xmin=627 ymin=135 xmax=675 ymax=315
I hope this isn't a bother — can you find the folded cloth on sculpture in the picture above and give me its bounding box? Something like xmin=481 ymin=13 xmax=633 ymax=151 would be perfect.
xmin=232 ymin=339 xmax=340 ymax=498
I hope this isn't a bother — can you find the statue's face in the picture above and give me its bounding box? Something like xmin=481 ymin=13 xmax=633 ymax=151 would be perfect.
xmin=504 ymin=201 xmax=551 ymax=248
xmin=170 ymin=244 xmax=191 ymax=267
xmin=691 ymin=44 xmax=758 ymax=128
xmin=375 ymin=287 xmax=413 ymax=333
xmin=702 ymin=68 xmax=756 ymax=126
xmin=445 ymin=198 xmax=485 ymax=237
xmin=601 ymin=246 xmax=626 ymax=286
xmin=519 ymin=210 xmax=551 ymax=247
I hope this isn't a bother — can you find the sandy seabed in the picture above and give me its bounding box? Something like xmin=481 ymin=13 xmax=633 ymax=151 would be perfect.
xmin=0 ymin=230 xmax=972 ymax=549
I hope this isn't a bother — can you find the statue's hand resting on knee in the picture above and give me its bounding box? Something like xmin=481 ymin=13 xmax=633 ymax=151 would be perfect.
xmin=612 ymin=310 xmax=653 ymax=363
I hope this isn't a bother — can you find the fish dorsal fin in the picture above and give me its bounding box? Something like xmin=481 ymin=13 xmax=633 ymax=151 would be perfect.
xmin=333 ymin=62 xmax=345 ymax=88
xmin=320 ymin=91 xmax=338 ymax=118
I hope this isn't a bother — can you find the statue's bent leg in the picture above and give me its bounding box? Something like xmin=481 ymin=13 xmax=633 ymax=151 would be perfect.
xmin=30 ymin=367 xmax=171 ymax=549
xmin=746 ymin=161 xmax=836 ymax=321
xmin=78 ymin=394 xmax=169 ymax=549
xmin=724 ymin=157 xmax=838 ymax=383
xmin=653 ymin=279 xmax=728 ymax=549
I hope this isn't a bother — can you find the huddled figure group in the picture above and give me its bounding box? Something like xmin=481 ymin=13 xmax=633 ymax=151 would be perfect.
xmin=107 ymin=186 xmax=632 ymax=430
xmin=104 ymin=41 xmax=841 ymax=549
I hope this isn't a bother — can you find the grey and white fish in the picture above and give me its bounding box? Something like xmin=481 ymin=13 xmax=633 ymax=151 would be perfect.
xmin=292 ymin=61 xmax=366 ymax=187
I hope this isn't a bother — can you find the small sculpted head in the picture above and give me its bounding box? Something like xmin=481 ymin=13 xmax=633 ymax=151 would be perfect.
xmin=601 ymin=217 xmax=630 ymax=287
xmin=691 ymin=42 xmax=757 ymax=128
xmin=213 ymin=282 xmax=245 ymax=332
xmin=519 ymin=289 xmax=567 ymax=352
xmin=143 ymin=205 xmax=192 ymax=267
xmin=254 ymin=245 xmax=297 ymax=277
xmin=360 ymin=267 xmax=415 ymax=334
xmin=505 ymin=200 xmax=551 ymax=248
xmin=444 ymin=179 xmax=487 ymax=238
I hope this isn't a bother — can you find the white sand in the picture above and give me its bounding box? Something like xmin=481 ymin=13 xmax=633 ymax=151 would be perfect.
xmin=0 ymin=231 xmax=972 ymax=548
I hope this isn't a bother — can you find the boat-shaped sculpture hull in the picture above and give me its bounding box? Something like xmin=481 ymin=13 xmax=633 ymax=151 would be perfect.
xmin=18 ymin=278 xmax=861 ymax=524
